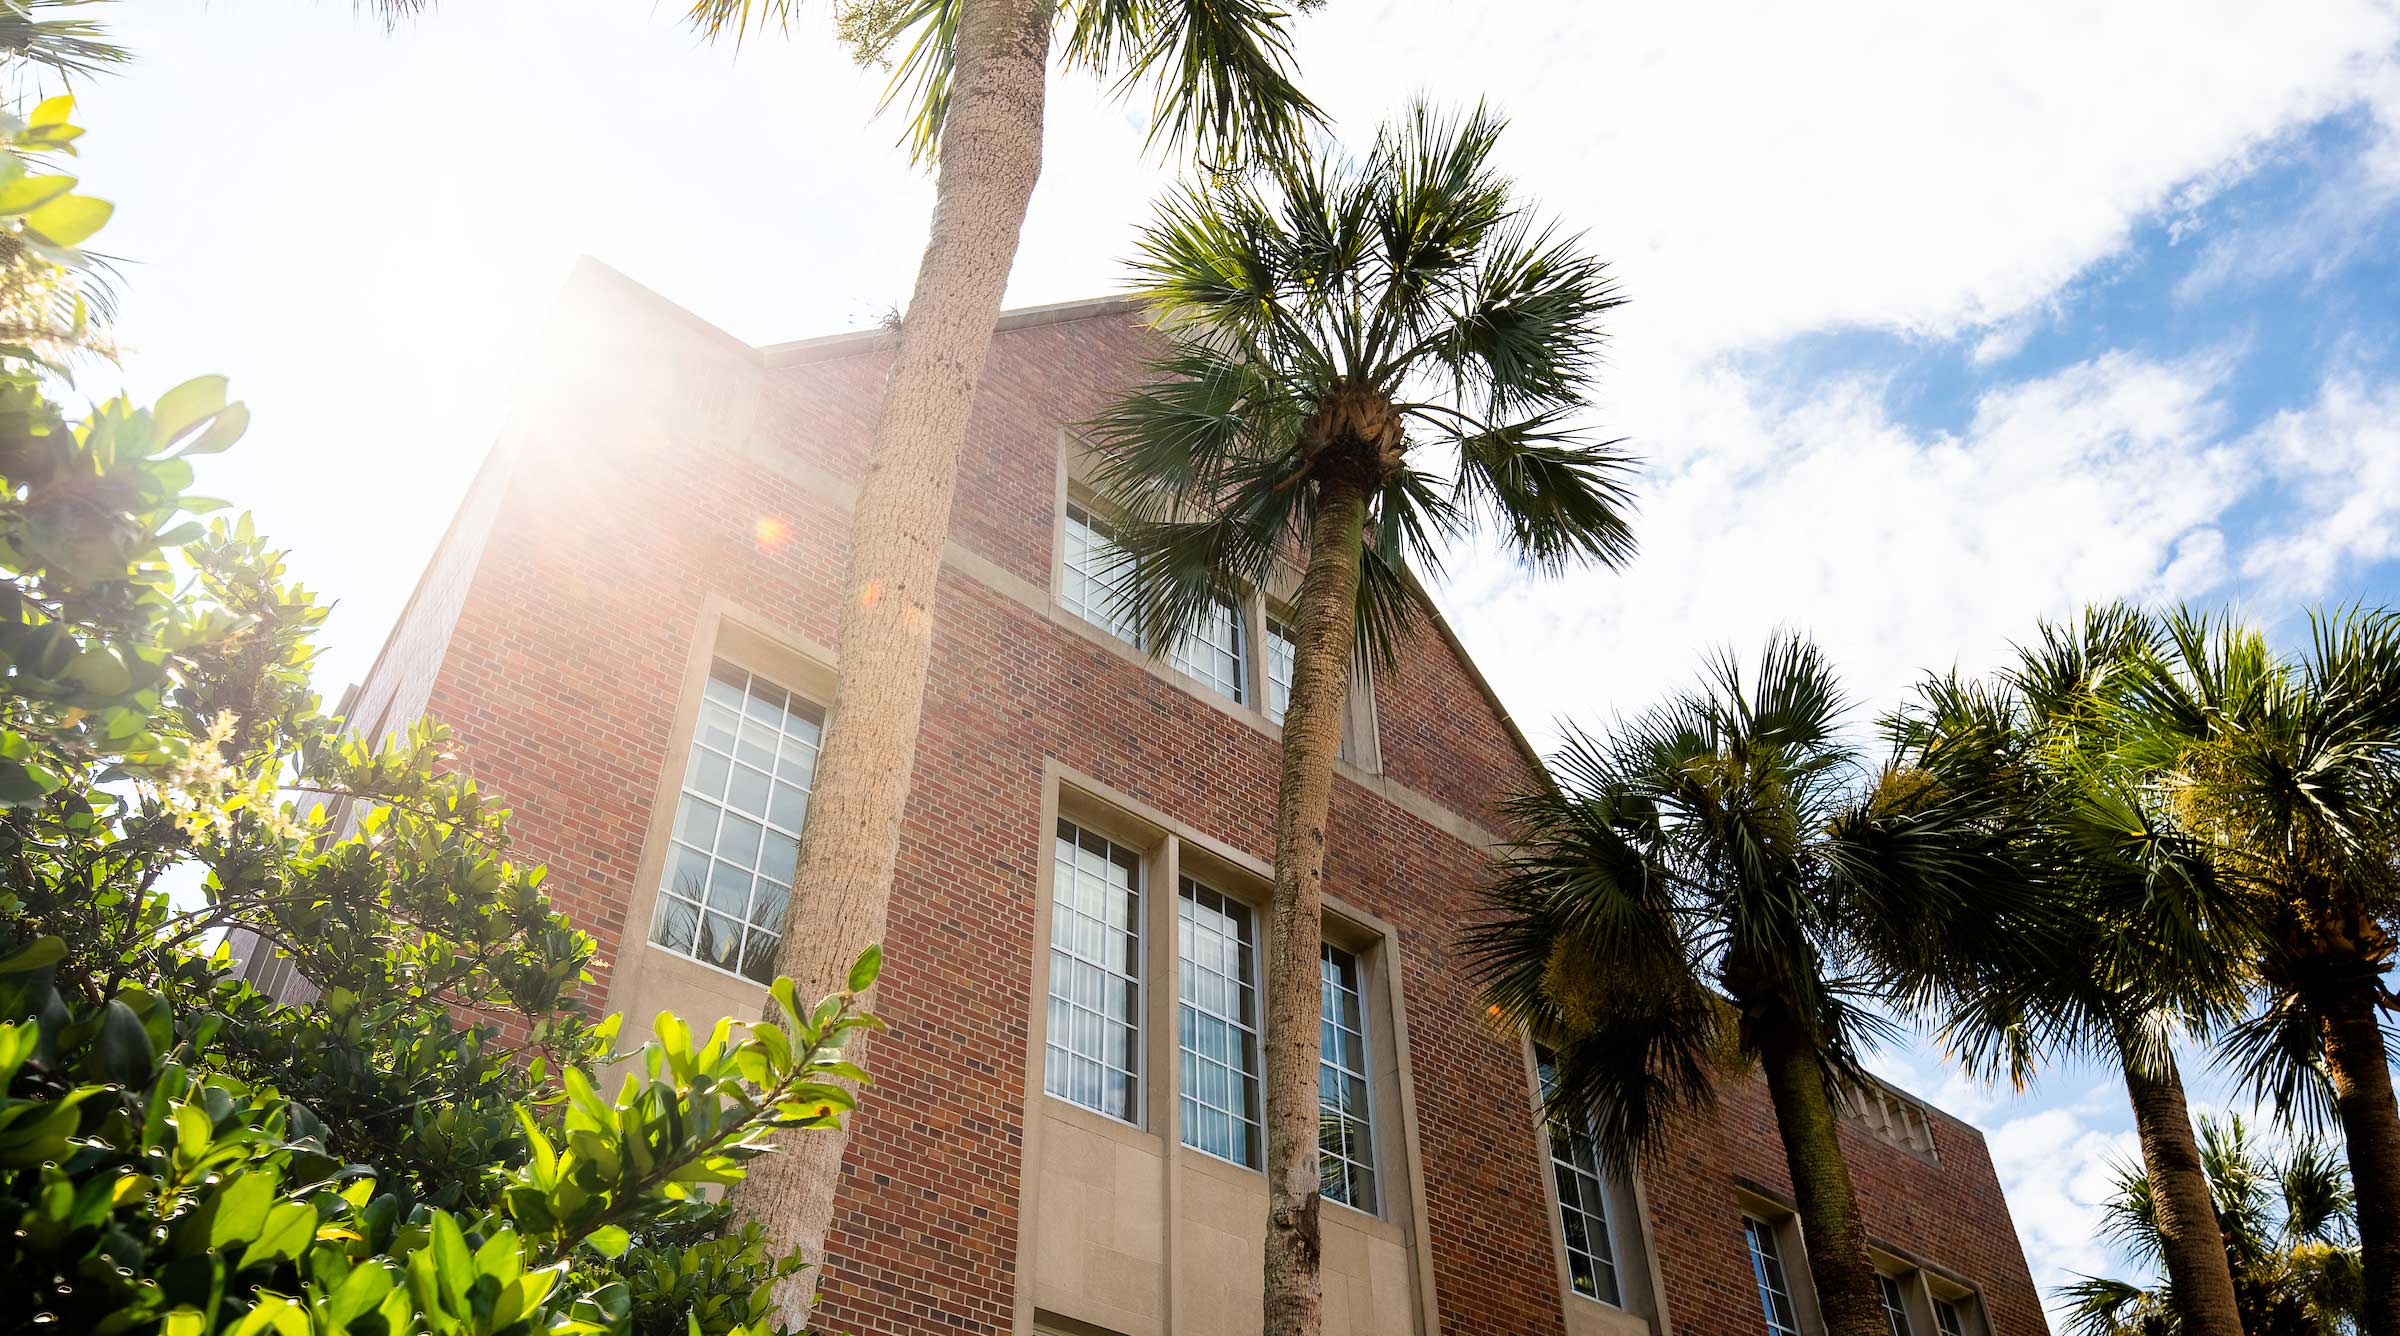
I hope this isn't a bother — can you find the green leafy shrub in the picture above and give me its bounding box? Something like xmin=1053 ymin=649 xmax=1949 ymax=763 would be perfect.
xmin=0 ymin=96 xmax=870 ymax=1336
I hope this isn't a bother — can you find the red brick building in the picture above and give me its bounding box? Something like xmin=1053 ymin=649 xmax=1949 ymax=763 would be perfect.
xmin=304 ymin=261 xmax=2048 ymax=1336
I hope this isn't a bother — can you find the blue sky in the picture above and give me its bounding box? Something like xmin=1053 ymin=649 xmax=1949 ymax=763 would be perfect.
xmin=58 ymin=0 xmax=2400 ymax=1320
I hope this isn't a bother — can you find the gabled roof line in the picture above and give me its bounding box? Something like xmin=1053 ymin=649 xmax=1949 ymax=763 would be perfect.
xmin=760 ymin=294 xmax=1145 ymax=366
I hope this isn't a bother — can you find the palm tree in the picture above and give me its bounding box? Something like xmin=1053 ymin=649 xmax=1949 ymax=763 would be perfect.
xmin=1084 ymin=103 xmax=1635 ymax=1335
xmin=651 ymin=5 xmax=1317 ymax=1317
xmin=1892 ymin=606 xmax=2252 ymax=1336
xmin=1467 ymin=634 xmax=2035 ymax=1336
xmin=2112 ymin=608 xmax=2400 ymax=1336
xmin=2061 ymin=1114 xmax=2364 ymax=1336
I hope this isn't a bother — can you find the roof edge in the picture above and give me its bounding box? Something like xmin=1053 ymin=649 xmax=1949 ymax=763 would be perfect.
xmin=759 ymin=294 xmax=1144 ymax=366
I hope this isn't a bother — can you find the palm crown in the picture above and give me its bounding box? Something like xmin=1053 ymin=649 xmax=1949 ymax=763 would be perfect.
xmin=682 ymin=0 xmax=1322 ymax=164
xmin=2108 ymin=607 xmax=2400 ymax=1122
xmin=1084 ymin=102 xmax=1636 ymax=663
xmin=1889 ymin=605 xmax=2253 ymax=1088
xmin=1468 ymin=634 xmax=2029 ymax=1170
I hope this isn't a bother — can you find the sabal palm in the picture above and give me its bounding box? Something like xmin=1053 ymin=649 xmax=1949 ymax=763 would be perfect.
xmin=646 ymin=0 xmax=1316 ymax=1325
xmin=2113 ymin=608 xmax=2400 ymax=1336
xmin=2062 ymin=1115 xmax=2364 ymax=1336
xmin=1469 ymin=634 xmax=2031 ymax=1336
xmin=1085 ymin=103 xmax=1634 ymax=1336
xmin=1894 ymin=606 xmax=2252 ymax=1336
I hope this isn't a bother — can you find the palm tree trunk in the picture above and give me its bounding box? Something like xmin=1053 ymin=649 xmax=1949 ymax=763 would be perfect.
xmin=2322 ymin=979 xmax=2400 ymax=1336
xmin=735 ymin=0 xmax=1053 ymax=1325
xmin=1754 ymin=1022 xmax=1884 ymax=1336
xmin=1261 ymin=478 xmax=1369 ymax=1336
xmin=2109 ymin=1018 xmax=2244 ymax=1336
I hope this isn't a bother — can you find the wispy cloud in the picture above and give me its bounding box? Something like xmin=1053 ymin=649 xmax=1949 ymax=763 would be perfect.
xmin=1437 ymin=344 xmax=2273 ymax=740
xmin=2178 ymin=65 xmax=2400 ymax=304
xmin=2240 ymin=373 xmax=2400 ymax=595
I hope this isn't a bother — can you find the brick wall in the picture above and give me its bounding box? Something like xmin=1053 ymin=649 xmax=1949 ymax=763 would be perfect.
xmin=388 ymin=265 xmax=2047 ymax=1336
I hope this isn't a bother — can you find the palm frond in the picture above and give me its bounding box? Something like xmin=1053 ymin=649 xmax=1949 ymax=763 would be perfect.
xmin=1081 ymin=0 xmax=1322 ymax=166
xmin=1446 ymin=410 xmax=1636 ymax=574
xmin=2277 ymin=1135 xmax=2355 ymax=1248
xmin=2056 ymin=1274 xmax=2173 ymax=1336
xmin=1424 ymin=217 xmax=1623 ymax=417
xmin=1 ymin=0 xmax=128 ymax=81
xmin=1469 ymin=744 xmax=1724 ymax=1176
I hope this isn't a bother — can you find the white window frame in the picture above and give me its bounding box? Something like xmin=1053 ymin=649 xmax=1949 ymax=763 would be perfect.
xmin=648 ymin=658 xmax=823 ymax=983
xmin=1052 ymin=454 xmax=1382 ymax=771
xmin=1169 ymin=593 xmax=1248 ymax=705
xmin=1317 ymin=940 xmax=1379 ymax=1215
xmin=1176 ymin=876 xmax=1263 ymax=1167
xmin=1062 ymin=498 xmax=1145 ymax=649
xmin=1044 ymin=818 xmax=1146 ymax=1125
xmin=1879 ymin=1272 xmax=1915 ymax=1336
xmin=1535 ymin=1045 xmax=1623 ymax=1306
xmin=1744 ymin=1215 xmax=1805 ymax=1336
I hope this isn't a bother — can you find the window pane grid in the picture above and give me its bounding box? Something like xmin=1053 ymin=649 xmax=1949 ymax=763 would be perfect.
xmin=1537 ymin=1047 xmax=1622 ymax=1305
xmin=1178 ymin=879 xmax=1261 ymax=1166
xmin=1063 ymin=503 xmax=1143 ymax=647
xmin=650 ymin=660 xmax=822 ymax=982
xmin=1745 ymin=1217 xmax=1804 ymax=1336
xmin=1317 ymin=943 xmax=1377 ymax=1213
xmin=1266 ymin=618 xmax=1296 ymax=723
xmin=1170 ymin=596 xmax=1247 ymax=703
xmin=1045 ymin=820 xmax=1143 ymax=1122
xmin=1934 ymin=1299 xmax=1967 ymax=1336
xmin=1879 ymin=1275 xmax=1914 ymax=1336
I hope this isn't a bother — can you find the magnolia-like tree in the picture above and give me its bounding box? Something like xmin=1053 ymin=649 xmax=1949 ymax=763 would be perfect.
xmin=1892 ymin=607 xmax=2253 ymax=1336
xmin=1469 ymin=635 xmax=2039 ymax=1336
xmin=1084 ymin=103 xmax=1635 ymax=1335
xmin=0 ymin=88 xmax=877 ymax=1336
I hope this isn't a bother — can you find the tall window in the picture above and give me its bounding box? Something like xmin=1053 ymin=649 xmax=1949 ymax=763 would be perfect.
xmin=1178 ymin=878 xmax=1262 ymax=1166
xmin=1265 ymin=614 xmax=1362 ymax=762
xmin=1536 ymin=1046 xmax=1622 ymax=1305
xmin=1062 ymin=502 xmax=1142 ymax=647
xmin=1047 ymin=820 xmax=1143 ymax=1122
xmin=651 ymin=660 xmax=821 ymax=982
xmin=1170 ymin=595 xmax=1247 ymax=703
xmin=1879 ymin=1274 xmax=1914 ymax=1336
xmin=1317 ymin=943 xmax=1378 ymax=1213
xmin=1266 ymin=617 xmax=1297 ymax=723
xmin=1744 ymin=1217 xmax=1804 ymax=1336
xmin=1933 ymin=1298 xmax=1968 ymax=1336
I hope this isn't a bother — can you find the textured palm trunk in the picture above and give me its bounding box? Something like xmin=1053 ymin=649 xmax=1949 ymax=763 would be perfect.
xmin=736 ymin=0 xmax=1053 ymax=1325
xmin=1261 ymin=478 xmax=1368 ymax=1336
xmin=1754 ymin=1023 xmax=1884 ymax=1336
xmin=2322 ymin=979 xmax=2400 ymax=1336
xmin=2110 ymin=1020 xmax=2244 ymax=1336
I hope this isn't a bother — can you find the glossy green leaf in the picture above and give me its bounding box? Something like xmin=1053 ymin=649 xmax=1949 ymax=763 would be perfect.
xmin=25 ymin=193 xmax=111 ymax=247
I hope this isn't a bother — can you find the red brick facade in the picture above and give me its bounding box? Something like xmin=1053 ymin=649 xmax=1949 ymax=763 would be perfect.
xmin=342 ymin=262 xmax=2047 ymax=1336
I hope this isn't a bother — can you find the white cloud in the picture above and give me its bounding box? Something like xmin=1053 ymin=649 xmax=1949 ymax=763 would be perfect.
xmin=1277 ymin=0 xmax=2400 ymax=358
xmin=2178 ymin=63 xmax=2400 ymax=304
xmin=1436 ymin=346 xmax=2261 ymax=739
xmin=1986 ymin=1093 xmax=2144 ymax=1308
xmin=2240 ymin=373 xmax=2400 ymax=595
